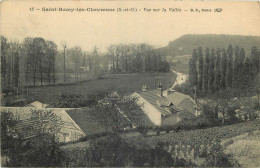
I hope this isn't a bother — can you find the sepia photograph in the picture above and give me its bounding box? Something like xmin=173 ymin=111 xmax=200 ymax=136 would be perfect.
xmin=0 ymin=0 xmax=260 ymax=167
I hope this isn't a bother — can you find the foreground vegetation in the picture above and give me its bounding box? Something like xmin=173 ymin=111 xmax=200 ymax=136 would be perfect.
xmin=59 ymin=115 xmax=260 ymax=167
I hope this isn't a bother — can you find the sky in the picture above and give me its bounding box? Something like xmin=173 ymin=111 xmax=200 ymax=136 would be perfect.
xmin=1 ymin=1 xmax=260 ymax=52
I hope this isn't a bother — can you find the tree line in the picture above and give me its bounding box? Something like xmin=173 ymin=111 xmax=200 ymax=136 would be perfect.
xmin=1 ymin=36 xmax=58 ymax=92
xmin=1 ymin=36 xmax=104 ymax=93
xmin=188 ymin=45 xmax=260 ymax=96
xmin=107 ymin=43 xmax=170 ymax=73
xmin=1 ymin=36 xmax=170 ymax=94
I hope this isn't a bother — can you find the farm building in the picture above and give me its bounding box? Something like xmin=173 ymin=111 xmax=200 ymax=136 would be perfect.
xmin=1 ymin=103 xmax=133 ymax=144
xmin=131 ymin=84 xmax=200 ymax=126
xmin=0 ymin=107 xmax=85 ymax=143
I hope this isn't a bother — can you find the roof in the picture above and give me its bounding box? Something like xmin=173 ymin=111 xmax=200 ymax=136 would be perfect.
xmin=156 ymin=99 xmax=172 ymax=107
xmin=166 ymin=91 xmax=194 ymax=106
xmin=0 ymin=107 xmax=85 ymax=139
xmin=26 ymin=101 xmax=49 ymax=108
xmin=66 ymin=108 xmax=109 ymax=136
xmin=135 ymin=90 xmax=197 ymax=116
xmin=135 ymin=90 xmax=174 ymax=116
xmin=66 ymin=106 xmax=131 ymax=136
xmin=12 ymin=118 xmax=80 ymax=140
xmin=13 ymin=118 xmax=41 ymax=139
xmin=0 ymin=107 xmax=75 ymax=121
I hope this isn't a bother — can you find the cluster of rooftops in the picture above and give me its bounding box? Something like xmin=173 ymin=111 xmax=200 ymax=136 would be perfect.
xmin=1 ymin=84 xmax=200 ymax=142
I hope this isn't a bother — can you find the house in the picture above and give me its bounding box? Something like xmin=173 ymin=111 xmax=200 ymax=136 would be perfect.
xmin=0 ymin=107 xmax=85 ymax=143
xmin=131 ymin=84 xmax=200 ymax=126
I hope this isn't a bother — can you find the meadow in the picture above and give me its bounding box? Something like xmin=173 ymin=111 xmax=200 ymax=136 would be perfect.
xmin=12 ymin=72 xmax=176 ymax=105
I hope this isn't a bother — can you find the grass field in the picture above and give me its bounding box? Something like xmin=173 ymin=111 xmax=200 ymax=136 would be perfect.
xmin=8 ymin=72 xmax=176 ymax=105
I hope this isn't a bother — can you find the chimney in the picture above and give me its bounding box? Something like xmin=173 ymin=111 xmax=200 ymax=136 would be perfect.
xmin=167 ymin=89 xmax=176 ymax=95
xmin=157 ymin=82 xmax=163 ymax=97
xmin=142 ymin=85 xmax=147 ymax=92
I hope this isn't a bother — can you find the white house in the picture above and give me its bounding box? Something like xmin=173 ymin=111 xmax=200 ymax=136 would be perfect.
xmin=132 ymin=84 xmax=200 ymax=126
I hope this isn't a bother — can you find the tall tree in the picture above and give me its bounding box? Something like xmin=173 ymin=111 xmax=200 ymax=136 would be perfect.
xmin=227 ymin=45 xmax=233 ymax=88
xmin=250 ymin=46 xmax=259 ymax=75
xmin=31 ymin=38 xmax=46 ymax=86
xmin=255 ymin=73 xmax=260 ymax=108
xmin=107 ymin=45 xmax=116 ymax=73
xmin=23 ymin=37 xmax=34 ymax=86
xmin=220 ymin=49 xmax=227 ymax=90
xmin=208 ymin=48 xmax=215 ymax=93
xmin=232 ymin=46 xmax=239 ymax=88
xmin=238 ymin=48 xmax=245 ymax=87
xmin=203 ymin=48 xmax=210 ymax=93
xmin=197 ymin=47 xmax=204 ymax=91
xmin=189 ymin=49 xmax=198 ymax=88
xmin=9 ymin=42 xmax=20 ymax=89
xmin=214 ymin=48 xmax=221 ymax=91
xmin=46 ymin=41 xmax=57 ymax=84
xmin=1 ymin=36 xmax=9 ymax=92
xmin=243 ymin=57 xmax=253 ymax=88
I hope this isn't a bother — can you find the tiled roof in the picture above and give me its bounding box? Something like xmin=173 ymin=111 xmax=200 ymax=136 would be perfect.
xmin=0 ymin=107 xmax=76 ymax=120
xmin=136 ymin=90 xmax=173 ymax=116
xmin=66 ymin=108 xmax=109 ymax=136
xmin=166 ymin=91 xmax=194 ymax=106
xmin=13 ymin=119 xmax=41 ymax=139
xmin=12 ymin=118 xmax=80 ymax=140
xmin=0 ymin=107 xmax=84 ymax=139
xmin=66 ymin=107 xmax=131 ymax=136
xmin=156 ymin=99 xmax=172 ymax=107
xmin=136 ymin=90 xmax=197 ymax=116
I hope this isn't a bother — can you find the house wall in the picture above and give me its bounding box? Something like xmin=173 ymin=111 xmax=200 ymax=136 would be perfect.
xmin=58 ymin=127 xmax=85 ymax=143
xmin=55 ymin=110 xmax=86 ymax=143
xmin=133 ymin=93 xmax=162 ymax=126
xmin=161 ymin=113 xmax=180 ymax=126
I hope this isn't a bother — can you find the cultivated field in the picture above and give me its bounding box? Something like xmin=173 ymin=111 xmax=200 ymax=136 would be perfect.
xmin=9 ymin=72 xmax=176 ymax=105
xmin=224 ymin=132 xmax=260 ymax=167
xmin=121 ymin=119 xmax=260 ymax=149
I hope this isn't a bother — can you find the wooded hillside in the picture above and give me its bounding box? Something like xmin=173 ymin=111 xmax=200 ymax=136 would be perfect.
xmin=156 ymin=34 xmax=260 ymax=56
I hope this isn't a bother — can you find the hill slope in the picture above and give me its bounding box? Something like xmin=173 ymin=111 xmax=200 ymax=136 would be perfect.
xmin=156 ymin=34 xmax=260 ymax=56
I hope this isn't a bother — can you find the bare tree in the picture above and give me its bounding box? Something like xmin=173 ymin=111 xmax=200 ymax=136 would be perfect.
xmin=46 ymin=41 xmax=57 ymax=85
xmin=23 ymin=37 xmax=34 ymax=86
xmin=61 ymin=41 xmax=67 ymax=83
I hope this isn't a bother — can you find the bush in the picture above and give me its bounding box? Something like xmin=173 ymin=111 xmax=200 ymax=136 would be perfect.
xmin=52 ymin=90 xmax=112 ymax=108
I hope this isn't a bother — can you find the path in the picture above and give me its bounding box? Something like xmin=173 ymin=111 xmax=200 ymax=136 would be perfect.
xmin=163 ymin=71 xmax=187 ymax=96
xmin=170 ymin=70 xmax=187 ymax=89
